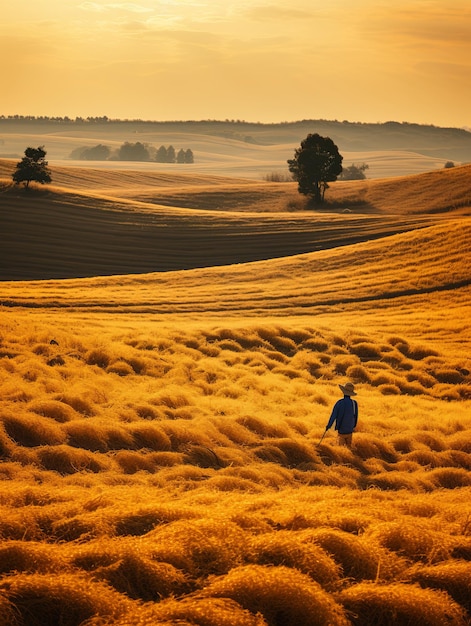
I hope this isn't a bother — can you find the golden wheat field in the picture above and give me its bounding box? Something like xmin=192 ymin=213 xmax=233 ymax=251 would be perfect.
xmin=0 ymin=155 xmax=471 ymax=625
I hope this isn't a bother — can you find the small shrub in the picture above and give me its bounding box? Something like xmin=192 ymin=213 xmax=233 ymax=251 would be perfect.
xmin=333 ymin=356 xmax=358 ymax=375
xmin=407 ymin=344 xmax=440 ymax=360
xmin=405 ymin=449 xmax=447 ymax=468
xmin=114 ymin=507 xmax=195 ymax=537
xmin=265 ymin=335 xmax=297 ymax=356
xmin=0 ymin=427 xmax=14 ymax=458
xmin=183 ymin=445 xmax=225 ymax=468
xmin=149 ymin=451 xmax=184 ymax=466
xmin=390 ymin=435 xmax=415 ymax=453
xmin=370 ymin=373 xmax=397 ymax=387
xmin=406 ymin=371 xmax=437 ymax=388
xmin=152 ymin=392 xmax=191 ymax=409
xmin=365 ymin=471 xmax=425 ymax=492
xmin=253 ymin=445 xmax=288 ymax=465
xmin=398 ymin=380 xmax=427 ymax=396
xmin=133 ymin=404 xmax=163 ymax=420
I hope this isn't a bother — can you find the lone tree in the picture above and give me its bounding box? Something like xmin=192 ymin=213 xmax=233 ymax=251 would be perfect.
xmin=339 ymin=162 xmax=369 ymax=180
xmin=288 ymin=133 xmax=343 ymax=204
xmin=12 ymin=146 xmax=52 ymax=188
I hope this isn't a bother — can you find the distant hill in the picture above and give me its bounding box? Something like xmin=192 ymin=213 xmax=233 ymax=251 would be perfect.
xmin=1 ymin=118 xmax=471 ymax=164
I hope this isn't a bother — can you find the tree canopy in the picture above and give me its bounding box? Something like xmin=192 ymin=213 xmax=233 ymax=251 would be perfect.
xmin=287 ymin=133 xmax=343 ymax=203
xmin=117 ymin=141 xmax=150 ymax=161
xmin=12 ymin=146 xmax=52 ymax=188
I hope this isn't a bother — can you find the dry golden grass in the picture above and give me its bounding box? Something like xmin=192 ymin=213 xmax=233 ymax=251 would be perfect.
xmin=0 ymin=157 xmax=470 ymax=624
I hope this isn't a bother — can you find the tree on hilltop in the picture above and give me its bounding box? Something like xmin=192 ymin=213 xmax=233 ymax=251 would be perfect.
xmin=156 ymin=145 xmax=169 ymax=163
xmin=166 ymin=145 xmax=176 ymax=163
xmin=12 ymin=146 xmax=52 ymax=188
xmin=287 ymin=134 xmax=343 ymax=204
xmin=184 ymin=148 xmax=194 ymax=163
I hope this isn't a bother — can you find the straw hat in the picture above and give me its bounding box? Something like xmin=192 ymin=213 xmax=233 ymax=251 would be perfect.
xmin=339 ymin=381 xmax=357 ymax=396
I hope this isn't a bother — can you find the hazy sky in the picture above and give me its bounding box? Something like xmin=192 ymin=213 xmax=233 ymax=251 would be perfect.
xmin=1 ymin=0 xmax=470 ymax=128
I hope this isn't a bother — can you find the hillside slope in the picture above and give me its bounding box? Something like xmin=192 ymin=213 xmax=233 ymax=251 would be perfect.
xmin=1 ymin=162 xmax=470 ymax=280
xmin=2 ymin=220 xmax=470 ymax=341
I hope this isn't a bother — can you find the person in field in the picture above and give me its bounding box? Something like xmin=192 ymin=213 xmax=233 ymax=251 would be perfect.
xmin=325 ymin=381 xmax=358 ymax=447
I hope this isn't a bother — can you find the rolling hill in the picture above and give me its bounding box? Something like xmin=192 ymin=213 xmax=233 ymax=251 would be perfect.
xmin=2 ymin=118 xmax=471 ymax=180
xmin=1 ymin=161 xmax=470 ymax=280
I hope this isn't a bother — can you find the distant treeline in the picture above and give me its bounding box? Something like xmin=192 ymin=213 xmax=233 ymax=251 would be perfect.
xmin=3 ymin=115 xmax=470 ymax=161
xmin=2 ymin=115 xmax=468 ymax=133
xmin=70 ymin=142 xmax=194 ymax=163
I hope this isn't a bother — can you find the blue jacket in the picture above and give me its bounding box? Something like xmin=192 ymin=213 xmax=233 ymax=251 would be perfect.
xmin=326 ymin=396 xmax=358 ymax=434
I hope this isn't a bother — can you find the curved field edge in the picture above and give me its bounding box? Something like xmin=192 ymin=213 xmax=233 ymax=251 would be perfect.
xmin=1 ymin=220 xmax=470 ymax=319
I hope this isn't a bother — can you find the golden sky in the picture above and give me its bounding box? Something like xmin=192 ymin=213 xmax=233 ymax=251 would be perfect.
xmin=1 ymin=0 xmax=470 ymax=127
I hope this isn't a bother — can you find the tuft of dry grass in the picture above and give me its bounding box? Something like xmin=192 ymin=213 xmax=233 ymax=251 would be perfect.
xmin=1 ymin=411 xmax=66 ymax=447
xmin=337 ymin=581 xmax=467 ymax=625
xmin=93 ymin=554 xmax=189 ymax=601
xmin=304 ymin=528 xmax=381 ymax=581
xmin=407 ymin=560 xmax=471 ymax=613
xmin=246 ymin=531 xmax=341 ymax=590
xmin=367 ymin=520 xmax=453 ymax=563
xmin=0 ymin=573 xmax=129 ymax=626
xmin=202 ymin=564 xmax=350 ymax=626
